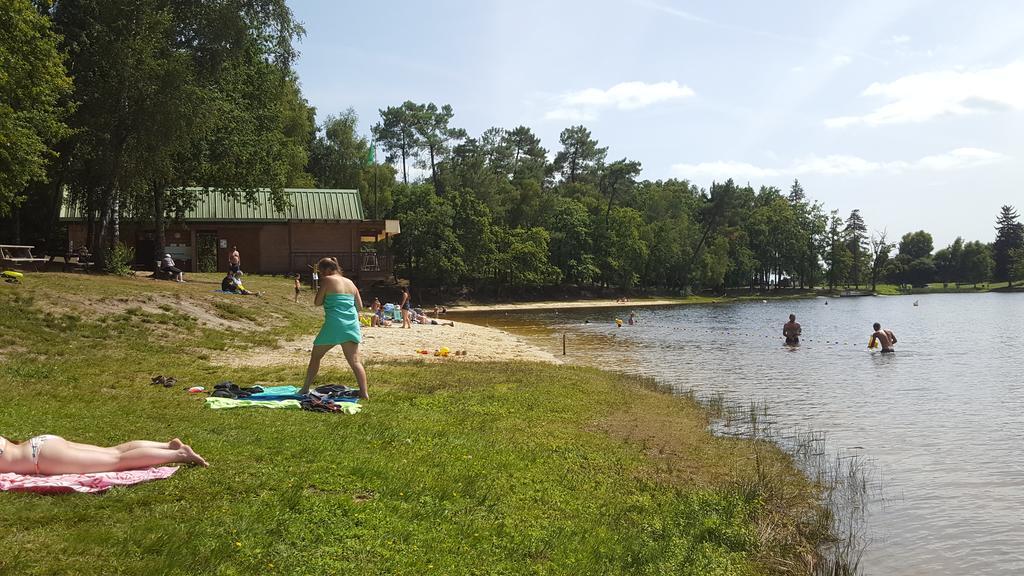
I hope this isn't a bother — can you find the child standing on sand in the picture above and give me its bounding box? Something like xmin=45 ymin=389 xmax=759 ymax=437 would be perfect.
xmin=300 ymin=257 xmax=368 ymax=399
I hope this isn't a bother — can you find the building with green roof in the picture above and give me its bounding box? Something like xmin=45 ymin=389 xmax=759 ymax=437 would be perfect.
xmin=61 ymin=188 xmax=400 ymax=279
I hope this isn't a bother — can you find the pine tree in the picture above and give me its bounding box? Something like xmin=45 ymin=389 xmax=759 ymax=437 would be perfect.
xmin=993 ymin=205 xmax=1024 ymax=285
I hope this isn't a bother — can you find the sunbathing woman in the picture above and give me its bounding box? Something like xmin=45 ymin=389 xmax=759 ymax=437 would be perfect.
xmin=300 ymin=257 xmax=368 ymax=399
xmin=0 ymin=435 xmax=207 ymax=475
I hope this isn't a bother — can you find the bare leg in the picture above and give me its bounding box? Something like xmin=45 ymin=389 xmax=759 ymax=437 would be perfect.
xmin=301 ymin=344 xmax=335 ymax=394
xmin=341 ymin=341 xmax=368 ymax=400
xmin=63 ymin=439 xmax=177 ymax=453
xmin=38 ymin=439 xmax=208 ymax=474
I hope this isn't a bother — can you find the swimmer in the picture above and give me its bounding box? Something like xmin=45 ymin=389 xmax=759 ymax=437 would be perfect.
xmin=628 ymin=312 xmax=635 ymax=326
xmin=869 ymin=322 xmax=897 ymax=353
xmin=783 ymin=314 xmax=801 ymax=345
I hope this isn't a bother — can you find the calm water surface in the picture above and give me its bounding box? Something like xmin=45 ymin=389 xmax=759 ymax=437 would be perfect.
xmin=458 ymin=293 xmax=1024 ymax=576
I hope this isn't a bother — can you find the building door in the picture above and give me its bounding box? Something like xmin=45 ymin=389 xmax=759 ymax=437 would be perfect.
xmin=196 ymin=232 xmax=218 ymax=273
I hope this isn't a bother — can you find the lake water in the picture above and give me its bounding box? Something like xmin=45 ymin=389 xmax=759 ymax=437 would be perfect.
xmin=459 ymin=293 xmax=1024 ymax=575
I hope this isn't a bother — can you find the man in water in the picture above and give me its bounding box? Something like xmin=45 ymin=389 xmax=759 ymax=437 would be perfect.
xmin=783 ymin=314 xmax=801 ymax=345
xmin=869 ymin=322 xmax=897 ymax=353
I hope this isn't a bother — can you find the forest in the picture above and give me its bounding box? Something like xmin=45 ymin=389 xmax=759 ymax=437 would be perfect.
xmin=3 ymin=0 xmax=1024 ymax=295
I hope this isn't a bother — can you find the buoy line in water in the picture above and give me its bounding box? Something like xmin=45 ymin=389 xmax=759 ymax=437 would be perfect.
xmin=574 ymin=322 xmax=875 ymax=348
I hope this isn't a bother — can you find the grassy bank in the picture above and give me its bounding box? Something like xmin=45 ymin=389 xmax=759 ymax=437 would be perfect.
xmin=0 ymin=274 xmax=827 ymax=575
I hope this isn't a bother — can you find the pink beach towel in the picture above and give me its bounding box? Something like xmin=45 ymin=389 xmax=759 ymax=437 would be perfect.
xmin=0 ymin=467 xmax=179 ymax=494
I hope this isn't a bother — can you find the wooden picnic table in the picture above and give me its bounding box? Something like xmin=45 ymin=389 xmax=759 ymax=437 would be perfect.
xmin=0 ymin=245 xmax=50 ymax=271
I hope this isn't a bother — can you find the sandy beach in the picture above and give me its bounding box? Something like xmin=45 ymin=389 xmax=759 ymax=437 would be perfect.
xmin=216 ymin=319 xmax=561 ymax=368
xmin=447 ymin=298 xmax=688 ymax=313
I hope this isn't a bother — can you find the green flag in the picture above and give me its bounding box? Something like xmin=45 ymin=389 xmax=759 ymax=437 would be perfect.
xmin=366 ymin=144 xmax=376 ymax=166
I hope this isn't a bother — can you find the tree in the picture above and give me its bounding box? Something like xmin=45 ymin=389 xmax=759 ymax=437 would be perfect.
xmin=308 ymin=109 xmax=368 ymax=189
xmin=373 ymin=101 xmax=420 ymax=185
xmin=1009 ymin=247 xmax=1024 ymax=285
xmin=960 ymin=241 xmax=992 ymax=287
xmin=493 ymin=227 xmax=561 ymax=289
xmin=843 ymin=209 xmax=868 ymax=288
xmin=993 ymin=205 xmax=1024 ymax=285
xmin=868 ymin=230 xmax=893 ymax=292
xmin=552 ymin=126 xmax=607 ymax=184
xmin=933 ymin=237 xmax=963 ymax=287
xmin=51 ymin=0 xmax=307 ymax=261
xmin=546 ymin=197 xmax=597 ymax=285
xmin=823 ymin=211 xmax=851 ymax=291
xmin=787 ymin=179 xmax=805 ymax=203
xmin=411 ymin=103 xmax=466 ymax=195
xmin=504 ymin=126 xmax=547 ymax=182
xmin=898 ymin=230 xmax=934 ymax=260
xmin=0 ymin=0 xmax=71 ymax=217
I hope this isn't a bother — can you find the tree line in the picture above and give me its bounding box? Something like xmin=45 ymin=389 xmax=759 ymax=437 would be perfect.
xmin=3 ymin=0 xmax=1024 ymax=294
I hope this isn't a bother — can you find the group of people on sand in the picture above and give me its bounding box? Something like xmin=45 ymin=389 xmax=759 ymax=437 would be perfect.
xmin=367 ymin=288 xmax=452 ymax=328
xmin=783 ymin=314 xmax=897 ymax=353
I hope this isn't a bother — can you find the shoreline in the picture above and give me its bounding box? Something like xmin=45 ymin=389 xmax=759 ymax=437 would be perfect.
xmin=215 ymin=319 xmax=562 ymax=368
xmin=446 ymin=294 xmax=814 ymax=313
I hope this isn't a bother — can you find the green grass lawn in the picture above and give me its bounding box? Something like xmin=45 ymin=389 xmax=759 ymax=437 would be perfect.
xmin=0 ymin=274 xmax=824 ymax=575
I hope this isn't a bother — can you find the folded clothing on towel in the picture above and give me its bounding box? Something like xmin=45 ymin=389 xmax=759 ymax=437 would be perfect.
xmin=205 ymin=397 xmax=301 ymax=410
xmin=0 ymin=467 xmax=178 ymax=494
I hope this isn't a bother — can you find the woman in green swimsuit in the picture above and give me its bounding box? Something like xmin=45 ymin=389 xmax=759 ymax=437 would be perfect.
xmin=300 ymin=257 xmax=368 ymax=399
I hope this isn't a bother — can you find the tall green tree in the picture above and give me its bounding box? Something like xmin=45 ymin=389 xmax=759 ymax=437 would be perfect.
xmin=411 ymin=103 xmax=465 ymax=195
xmin=552 ymin=126 xmax=607 ymax=185
xmin=373 ymin=101 xmax=420 ymax=185
xmin=51 ymin=0 xmax=307 ymax=261
xmin=868 ymin=230 xmax=893 ymax=291
xmin=0 ymin=0 xmax=71 ymax=218
xmin=992 ymin=205 xmax=1024 ymax=285
xmin=823 ymin=211 xmax=851 ymax=290
xmin=843 ymin=209 xmax=868 ymax=288
xmin=898 ymin=230 xmax=934 ymax=260
xmin=960 ymin=241 xmax=992 ymax=287
xmin=308 ymin=108 xmax=369 ymax=189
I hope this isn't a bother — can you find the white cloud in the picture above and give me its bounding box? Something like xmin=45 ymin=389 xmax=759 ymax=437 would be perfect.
xmin=829 ymin=54 xmax=853 ymax=69
xmin=825 ymin=61 xmax=1024 ymax=127
xmin=887 ymin=34 xmax=911 ymax=45
xmin=670 ymin=148 xmax=1008 ymax=180
xmin=544 ymin=80 xmax=695 ymax=121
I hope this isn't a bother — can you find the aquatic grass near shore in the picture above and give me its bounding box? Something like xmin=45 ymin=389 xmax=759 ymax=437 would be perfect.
xmin=691 ymin=392 xmax=881 ymax=575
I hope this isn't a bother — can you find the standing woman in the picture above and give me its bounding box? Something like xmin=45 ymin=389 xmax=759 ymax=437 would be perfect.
xmin=399 ymin=286 xmax=412 ymax=329
xmin=300 ymin=257 xmax=368 ymax=399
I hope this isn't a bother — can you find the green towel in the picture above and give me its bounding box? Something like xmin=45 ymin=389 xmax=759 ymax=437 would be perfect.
xmin=205 ymin=397 xmax=301 ymax=410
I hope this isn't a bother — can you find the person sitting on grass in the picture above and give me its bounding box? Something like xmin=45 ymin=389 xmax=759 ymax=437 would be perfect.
xmin=221 ymin=272 xmax=258 ymax=296
xmin=160 ymin=254 xmax=184 ymax=282
xmin=0 ymin=435 xmax=207 ymax=474
xmin=300 ymin=257 xmax=368 ymax=400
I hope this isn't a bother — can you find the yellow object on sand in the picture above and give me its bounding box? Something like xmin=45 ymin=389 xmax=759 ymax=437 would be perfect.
xmin=2 ymin=270 xmax=24 ymax=282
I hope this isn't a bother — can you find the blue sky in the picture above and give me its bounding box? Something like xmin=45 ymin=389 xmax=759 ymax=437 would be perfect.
xmin=290 ymin=0 xmax=1023 ymax=247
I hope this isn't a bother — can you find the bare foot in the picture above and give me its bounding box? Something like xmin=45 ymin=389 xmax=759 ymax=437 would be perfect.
xmin=169 ymin=438 xmax=183 ymax=450
xmin=298 ymin=387 xmax=309 ymax=395
xmin=181 ymin=445 xmax=209 ymax=467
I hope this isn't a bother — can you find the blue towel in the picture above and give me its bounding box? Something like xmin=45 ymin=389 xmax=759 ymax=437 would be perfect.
xmin=246 ymin=385 xmax=358 ymax=403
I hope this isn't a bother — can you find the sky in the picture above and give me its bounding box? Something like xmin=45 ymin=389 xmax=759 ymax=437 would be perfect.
xmin=289 ymin=0 xmax=1024 ymax=247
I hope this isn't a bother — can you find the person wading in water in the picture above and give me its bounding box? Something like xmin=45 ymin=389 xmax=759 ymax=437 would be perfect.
xmin=869 ymin=322 xmax=897 ymax=353
xmin=783 ymin=314 xmax=801 ymax=345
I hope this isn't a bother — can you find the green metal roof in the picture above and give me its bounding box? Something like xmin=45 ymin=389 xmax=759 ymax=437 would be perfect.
xmin=60 ymin=188 xmax=365 ymax=222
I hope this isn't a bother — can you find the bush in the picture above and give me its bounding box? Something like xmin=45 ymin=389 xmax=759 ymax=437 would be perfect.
xmin=104 ymin=242 xmax=135 ymax=276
